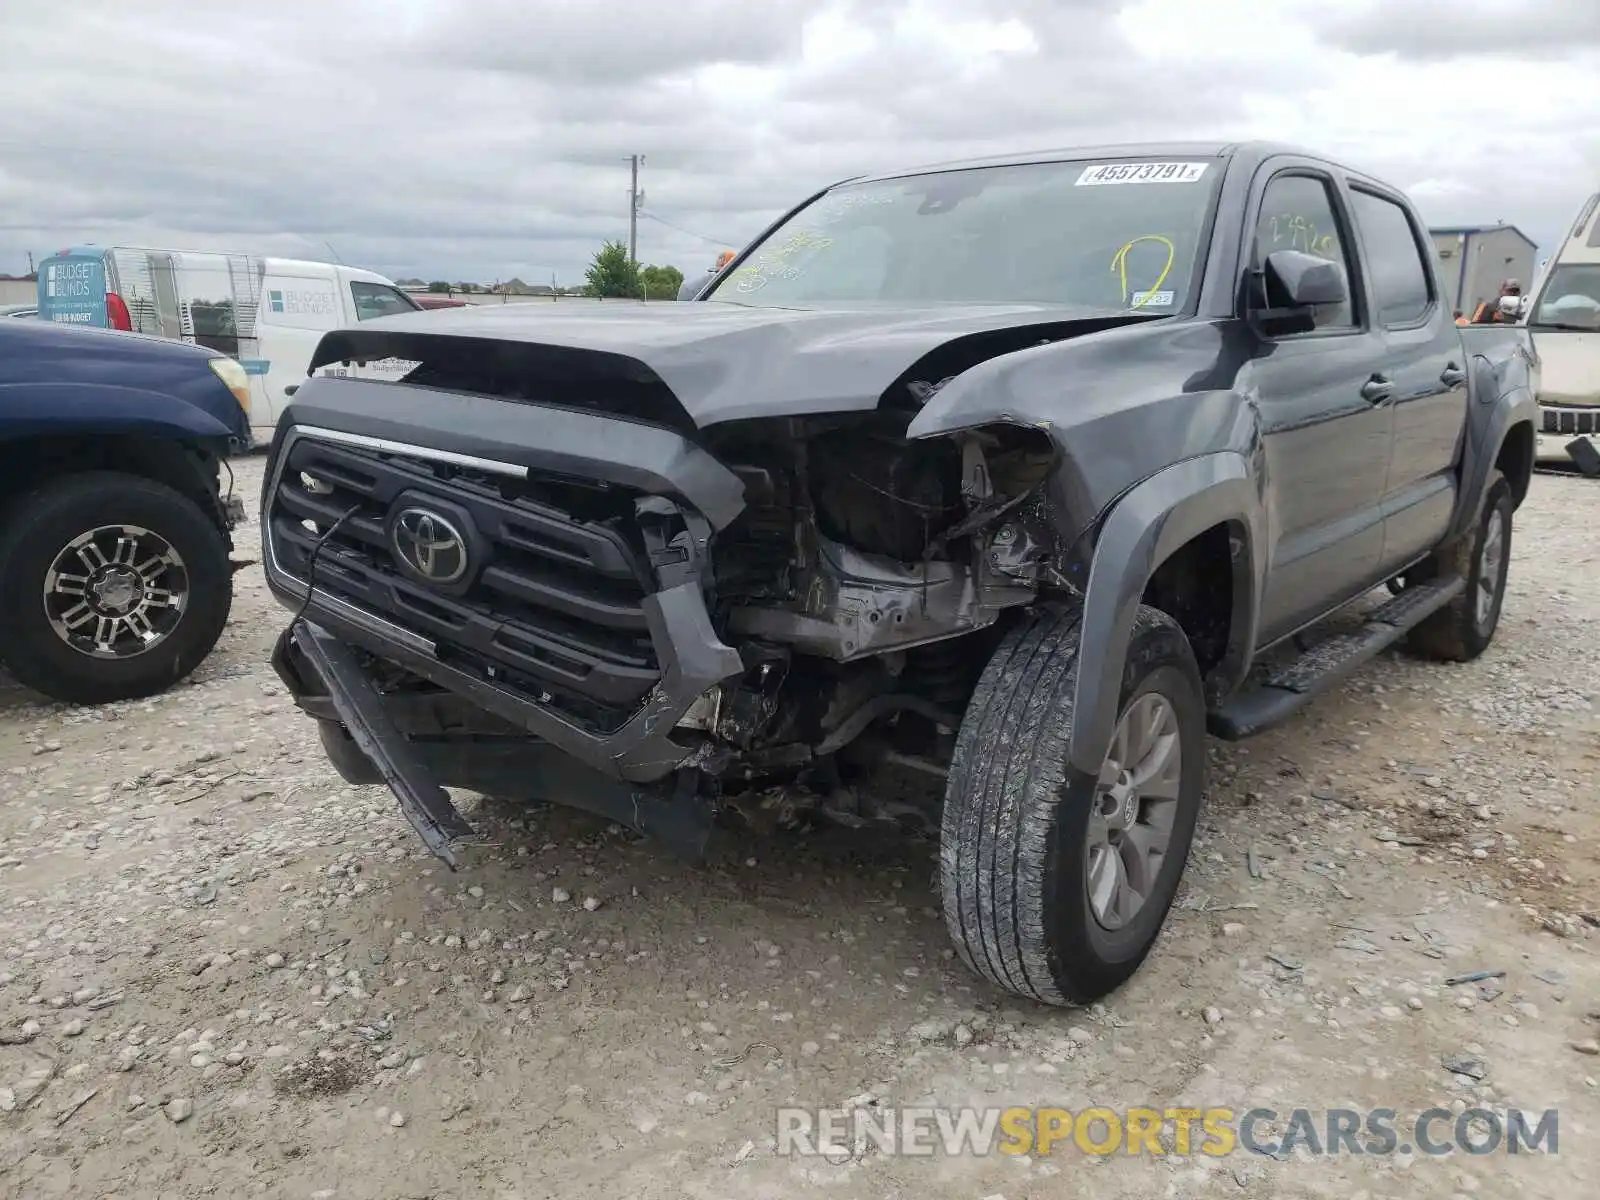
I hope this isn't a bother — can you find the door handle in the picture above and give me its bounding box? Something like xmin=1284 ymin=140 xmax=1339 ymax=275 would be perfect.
xmin=1360 ymin=375 xmax=1395 ymax=404
xmin=1440 ymin=363 xmax=1467 ymax=388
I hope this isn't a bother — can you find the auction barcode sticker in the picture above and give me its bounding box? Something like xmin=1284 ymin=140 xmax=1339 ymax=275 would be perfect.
xmin=1076 ymin=162 xmax=1209 ymax=186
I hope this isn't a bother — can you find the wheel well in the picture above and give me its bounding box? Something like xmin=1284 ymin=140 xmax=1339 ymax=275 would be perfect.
xmin=0 ymin=435 xmax=225 ymax=528
xmin=1495 ymin=421 xmax=1533 ymax=507
xmin=1141 ymin=521 xmax=1238 ymax=681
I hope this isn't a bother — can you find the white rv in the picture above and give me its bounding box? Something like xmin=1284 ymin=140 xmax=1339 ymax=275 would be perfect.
xmin=1525 ymin=194 xmax=1600 ymax=467
xmin=36 ymin=246 xmax=423 ymax=445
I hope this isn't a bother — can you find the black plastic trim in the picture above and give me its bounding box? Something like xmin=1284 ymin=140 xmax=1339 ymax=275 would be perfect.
xmin=279 ymin=377 xmax=748 ymax=529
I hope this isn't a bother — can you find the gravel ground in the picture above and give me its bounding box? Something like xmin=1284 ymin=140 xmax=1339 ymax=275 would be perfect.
xmin=0 ymin=456 xmax=1596 ymax=1200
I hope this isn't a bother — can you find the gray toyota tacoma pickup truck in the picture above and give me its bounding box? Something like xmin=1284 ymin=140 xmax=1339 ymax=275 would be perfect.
xmin=264 ymin=141 xmax=1537 ymax=1005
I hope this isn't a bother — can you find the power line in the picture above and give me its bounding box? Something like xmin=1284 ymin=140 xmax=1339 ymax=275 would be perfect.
xmin=638 ymin=210 xmax=731 ymax=247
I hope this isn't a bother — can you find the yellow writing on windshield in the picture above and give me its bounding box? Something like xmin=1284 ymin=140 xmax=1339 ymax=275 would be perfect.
xmin=728 ymin=229 xmax=837 ymax=293
xmin=1111 ymin=235 xmax=1175 ymax=309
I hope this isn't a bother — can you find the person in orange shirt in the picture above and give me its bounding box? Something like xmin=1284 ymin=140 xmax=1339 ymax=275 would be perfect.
xmin=1471 ymin=279 xmax=1521 ymax=324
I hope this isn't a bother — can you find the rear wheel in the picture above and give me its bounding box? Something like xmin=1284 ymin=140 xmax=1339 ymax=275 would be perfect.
xmin=0 ymin=472 xmax=232 ymax=704
xmin=1406 ymin=471 xmax=1512 ymax=662
xmin=939 ymin=604 xmax=1205 ymax=1005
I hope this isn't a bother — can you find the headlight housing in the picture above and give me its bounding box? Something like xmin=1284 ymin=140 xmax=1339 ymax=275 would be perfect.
xmin=208 ymin=356 xmax=252 ymax=416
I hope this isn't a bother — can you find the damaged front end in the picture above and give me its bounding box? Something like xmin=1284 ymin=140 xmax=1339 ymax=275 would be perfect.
xmin=263 ymin=362 xmax=1074 ymax=865
xmin=681 ymin=412 xmax=1062 ymax=815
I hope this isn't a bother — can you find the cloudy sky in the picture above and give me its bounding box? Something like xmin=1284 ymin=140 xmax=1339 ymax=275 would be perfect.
xmin=2 ymin=0 xmax=1597 ymax=287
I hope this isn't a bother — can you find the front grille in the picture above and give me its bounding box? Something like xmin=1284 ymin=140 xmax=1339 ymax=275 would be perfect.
xmin=267 ymin=437 xmax=661 ymax=732
xmin=1542 ymin=406 xmax=1600 ymax=436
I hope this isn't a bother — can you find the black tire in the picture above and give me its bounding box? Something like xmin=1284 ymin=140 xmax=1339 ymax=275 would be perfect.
xmin=0 ymin=472 xmax=232 ymax=704
xmin=1406 ymin=471 xmax=1513 ymax=663
xmin=317 ymin=720 xmax=383 ymax=785
xmin=940 ymin=604 xmax=1206 ymax=1006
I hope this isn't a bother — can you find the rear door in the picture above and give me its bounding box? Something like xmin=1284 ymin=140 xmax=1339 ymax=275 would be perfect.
xmin=37 ymin=250 xmax=110 ymax=328
xmin=1345 ymin=185 xmax=1466 ymax=571
xmin=173 ymin=253 xmax=239 ymax=356
xmin=1248 ymin=164 xmax=1397 ymax=642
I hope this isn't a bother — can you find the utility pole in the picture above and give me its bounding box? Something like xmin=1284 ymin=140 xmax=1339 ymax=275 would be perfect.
xmin=627 ymin=154 xmax=644 ymax=266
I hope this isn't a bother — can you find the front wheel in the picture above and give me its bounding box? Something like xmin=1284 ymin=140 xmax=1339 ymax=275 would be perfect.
xmin=0 ymin=472 xmax=233 ymax=704
xmin=939 ymin=604 xmax=1205 ymax=1006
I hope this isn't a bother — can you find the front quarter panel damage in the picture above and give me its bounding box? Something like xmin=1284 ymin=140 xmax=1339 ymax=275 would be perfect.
xmin=904 ymin=316 xmax=1268 ymax=772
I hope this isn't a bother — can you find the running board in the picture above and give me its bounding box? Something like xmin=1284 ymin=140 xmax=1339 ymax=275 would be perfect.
xmin=1207 ymin=575 xmax=1466 ymax=740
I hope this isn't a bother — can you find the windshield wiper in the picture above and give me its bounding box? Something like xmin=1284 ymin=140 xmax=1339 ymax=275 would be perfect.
xmin=1528 ymin=321 xmax=1600 ymax=332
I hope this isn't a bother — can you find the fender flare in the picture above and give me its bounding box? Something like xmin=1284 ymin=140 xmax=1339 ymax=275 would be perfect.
xmin=1067 ymin=451 xmax=1265 ymax=776
xmin=0 ymin=382 xmax=236 ymax=443
xmin=1445 ymin=377 xmax=1538 ymax=543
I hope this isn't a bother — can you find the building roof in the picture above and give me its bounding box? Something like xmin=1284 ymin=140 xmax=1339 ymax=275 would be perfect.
xmin=1429 ymin=224 xmax=1537 ymax=248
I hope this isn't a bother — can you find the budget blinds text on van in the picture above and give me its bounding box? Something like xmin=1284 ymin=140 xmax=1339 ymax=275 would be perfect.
xmin=41 ymin=257 xmax=107 ymax=325
xmin=268 ymin=289 xmax=338 ymax=317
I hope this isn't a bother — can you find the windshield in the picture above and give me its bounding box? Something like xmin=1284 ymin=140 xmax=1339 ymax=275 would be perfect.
xmin=1530 ymin=263 xmax=1600 ymax=330
xmin=706 ymin=157 xmax=1222 ymax=311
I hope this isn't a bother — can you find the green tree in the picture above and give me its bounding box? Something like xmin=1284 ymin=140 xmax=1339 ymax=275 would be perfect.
xmin=584 ymin=240 xmax=642 ymax=299
xmin=426 ymin=281 xmax=452 ymax=293
xmin=640 ymin=264 xmax=685 ymax=299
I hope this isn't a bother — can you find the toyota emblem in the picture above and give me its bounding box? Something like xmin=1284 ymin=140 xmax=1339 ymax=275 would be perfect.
xmin=392 ymin=507 xmax=469 ymax=584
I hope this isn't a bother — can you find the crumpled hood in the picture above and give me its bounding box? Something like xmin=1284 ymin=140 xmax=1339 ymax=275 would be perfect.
xmin=314 ymin=300 xmax=1152 ymax=427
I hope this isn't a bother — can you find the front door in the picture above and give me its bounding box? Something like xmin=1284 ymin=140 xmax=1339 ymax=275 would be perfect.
xmin=1248 ymin=167 xmax=1396 ymax=644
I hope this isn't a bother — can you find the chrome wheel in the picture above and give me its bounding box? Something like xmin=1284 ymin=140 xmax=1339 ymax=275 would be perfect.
xmin=1474 ymin=507 xmax=1505 ymax=628
xmin=42 ymin=525 xmax=189 ymax=659
xmin=1086 ymin=692 xmax=1183 ymax=931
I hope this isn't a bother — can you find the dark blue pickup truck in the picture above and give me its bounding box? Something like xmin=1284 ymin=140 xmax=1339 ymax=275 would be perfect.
xmin=0 ymin=318 xmax=248 ymax=703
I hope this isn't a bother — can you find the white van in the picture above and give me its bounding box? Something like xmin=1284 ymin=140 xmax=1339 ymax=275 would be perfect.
xmin=1525 ymin=194 xmax=1600 ymax=467
xmin=36 ymin=246 xmax=423 ymax=444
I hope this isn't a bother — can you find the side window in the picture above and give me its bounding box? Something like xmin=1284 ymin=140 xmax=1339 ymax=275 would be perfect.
xmin=1254 ymin=174 xmax=1355 ymax=329
xmin=1349 ymin=190 xmax=1433 ymax=326
xmin=351 ymin=282 xmax=418 ymax=321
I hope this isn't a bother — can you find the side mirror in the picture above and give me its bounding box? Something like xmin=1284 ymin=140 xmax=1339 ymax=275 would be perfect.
xmin=1264 ymin=249 xmax=1347 ymax=308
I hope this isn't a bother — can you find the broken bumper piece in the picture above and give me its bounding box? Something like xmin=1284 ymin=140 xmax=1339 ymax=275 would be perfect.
xmin=286 ymin=620 xmax=477 ymax=868
xmin=271 ymin=622 xmax=719 ymax=865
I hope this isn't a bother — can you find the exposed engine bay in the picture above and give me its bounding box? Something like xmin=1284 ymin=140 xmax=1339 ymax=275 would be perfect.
xmin=668 ymin=410 xmax=1061 ymax=828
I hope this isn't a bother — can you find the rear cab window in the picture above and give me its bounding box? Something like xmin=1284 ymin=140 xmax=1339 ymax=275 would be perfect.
xmin=1348 ymin=190 xmax=1433 ymax=326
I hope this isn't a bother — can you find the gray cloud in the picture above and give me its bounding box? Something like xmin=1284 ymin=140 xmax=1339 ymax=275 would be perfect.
xmin=0 ymin=0 xmax=1595 ymax=288
xmin=1312 ymin=0 xmax=1600 ymax=60
xmin=410 ymin=0 xmax=813 ymax=82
